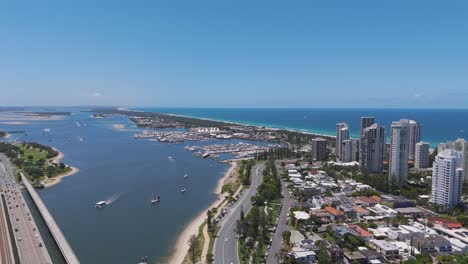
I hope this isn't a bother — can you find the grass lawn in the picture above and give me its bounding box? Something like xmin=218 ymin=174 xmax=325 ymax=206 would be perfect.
xmin=16 ymin=144 xmax=49 ymax=162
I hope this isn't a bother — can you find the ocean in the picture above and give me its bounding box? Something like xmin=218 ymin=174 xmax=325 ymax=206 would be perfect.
xmin=134 ymin=108 xmax=468 ymax=147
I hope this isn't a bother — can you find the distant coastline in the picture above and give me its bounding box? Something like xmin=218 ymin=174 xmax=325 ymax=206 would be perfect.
xmin=127 ymin=107 xmax=451 ymax=147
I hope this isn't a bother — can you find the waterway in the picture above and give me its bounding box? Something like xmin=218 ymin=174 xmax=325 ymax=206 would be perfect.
xmin=0 ymin=108 xmax=257 ymax=263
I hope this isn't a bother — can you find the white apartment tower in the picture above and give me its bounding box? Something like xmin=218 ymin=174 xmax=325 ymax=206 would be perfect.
xmin=389 ymin=119 xmax=410 ymax=186
xmin=408 ymin=120 xmax=421 ymax=160
xmin=414 ymin=141 xmax=429 ymax=169
xmin=431 ymin=149 xmax=463 ymax=207
xmin=341 ymin=139 xmax=357 ymax=162
xmin=359 ymin=123 xmax=385 ymax=174
xmin=336 ymin=122 xmax=349 ymax=160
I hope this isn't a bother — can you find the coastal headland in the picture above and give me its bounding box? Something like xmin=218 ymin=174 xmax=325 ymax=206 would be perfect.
xmin=0 ymin=141 xmax=78 ymax=188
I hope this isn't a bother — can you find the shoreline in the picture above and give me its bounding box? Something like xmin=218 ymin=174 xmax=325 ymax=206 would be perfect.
xmin=124 ymin=110 xmax=339 ymax=141
xmin=44 ymin=166 xmax=80 ymax=188
xmin=44 ymin=149 xmax=79 ymax=188
xmin=168 ymin=161 xmax=236 ymax=264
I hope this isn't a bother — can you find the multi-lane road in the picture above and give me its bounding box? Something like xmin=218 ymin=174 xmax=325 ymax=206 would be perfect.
xmin=214 ymin=163 xmax=265 ymax=264
xmin=266 ymin=168 xmax=293 ymax=264
xmin=0 ymin=188 xmax=15 ymax=264
xmin=0 ymin=154 xmax=52 ymax=264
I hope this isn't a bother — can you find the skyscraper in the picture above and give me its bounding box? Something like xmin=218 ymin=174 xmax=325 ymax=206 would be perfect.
xmin=360 ymin=117 xmax=375 ymax=137
xmin=311 ymin=137 xmax=328 ymax=161
xmin=436 ymin=138 xmax=468 ymax=184
xmin=336 ymin=122 xmax=349 ymax=160
xmin=389 ymin=119 xmax=410 ymax=186
xmin=341 ymin=139 xmax=357 ymax=162
xmin=359 ymin=123 xmax=385 ymax=174
xmin=408 ymin=120 xmax=421 ymax=160
xmin=462 ymin=140 xmax=468 ymax=185
xmin=414 ymin=141 xmax=429 ymax=169
xmin=431 ymin=149 xmax=463 ymax=207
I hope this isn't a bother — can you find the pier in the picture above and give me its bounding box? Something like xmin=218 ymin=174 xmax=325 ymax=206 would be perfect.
xmin=21 ymin=174 xmax=79 ymax=264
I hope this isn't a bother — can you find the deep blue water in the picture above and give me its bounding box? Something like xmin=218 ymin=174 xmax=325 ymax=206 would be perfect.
xmin=0 ymin=108 xmax=267 ymax=263
xmin=134 ymin=108 xmax=468 ymax=147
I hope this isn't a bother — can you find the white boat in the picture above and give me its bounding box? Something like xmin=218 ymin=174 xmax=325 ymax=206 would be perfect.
xmin=168 ymin=156 xmax=173 ymax=160
xmin=151 ymin=194 xmax=160 ymax=203
xmin=181 ymin=188 xmax=186 ymax=193
xmin=95 ymin=201 xmax=107 ymax=208
xmin=184 ymin=174 xmax=188 ymax=179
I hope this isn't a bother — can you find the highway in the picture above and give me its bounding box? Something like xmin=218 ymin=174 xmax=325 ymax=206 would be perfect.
xmin=0 ymin=154 xmax=52 ymax=264
xmin=214 ymin=163 xmax=265 ymax=264
xmin=0 ymin=189 xmax=15 ymax=264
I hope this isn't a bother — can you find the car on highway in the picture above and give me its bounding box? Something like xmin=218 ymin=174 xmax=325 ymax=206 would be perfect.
xmin=17 ymin=237 xmax=21 ymax=241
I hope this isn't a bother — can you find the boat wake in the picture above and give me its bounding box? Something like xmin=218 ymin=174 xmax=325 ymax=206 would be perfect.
xmin=105 ymin=193 xmax=120 ymax=205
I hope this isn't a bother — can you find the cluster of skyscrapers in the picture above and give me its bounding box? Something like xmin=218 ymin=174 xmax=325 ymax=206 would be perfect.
xmin=326 ymin=116 xmax=466 ymax=208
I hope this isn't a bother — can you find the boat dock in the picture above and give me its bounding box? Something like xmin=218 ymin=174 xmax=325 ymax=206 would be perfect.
xmin=21 ymin=174 xmax=80 ymax=264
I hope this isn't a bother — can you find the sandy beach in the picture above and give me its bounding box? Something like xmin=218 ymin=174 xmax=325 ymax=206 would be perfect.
xmin=168 ymin=161 xmax=237 ymax=264
xmin=44 ymin=166 xmax=80 ymax=188
xmin=44 ymin=149 xmax=79 ymax=187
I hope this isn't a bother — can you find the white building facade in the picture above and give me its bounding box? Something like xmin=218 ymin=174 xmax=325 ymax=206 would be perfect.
xmin=389 ymin=119 xmax=411 ymax=186
xmin=336 ymin=122 xmax=349 ymax=160
xmin=431 ymin=149 xmax=463 ymax=207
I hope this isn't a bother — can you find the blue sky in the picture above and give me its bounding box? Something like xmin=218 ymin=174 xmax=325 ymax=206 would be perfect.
xmin=1 ymin=1 xmax=467 ymax=108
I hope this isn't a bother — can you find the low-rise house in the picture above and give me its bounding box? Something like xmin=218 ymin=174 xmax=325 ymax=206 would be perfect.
xmin=380 ymin=195 xmax=414 ymax=208
xmin=446 ymin=237 xmax=468 ymax=253
xmin=411 ymin=235 xmax=452 ymax=253
xmin=353 ymin=206 xmax=370 ymax=218
xmin=371 ymin=239 xmax=400 ymax=260
xmin=352 ymin=196 xmax=378 ymax=207
xmin=399 ymin=225 xmax=425 ymax=238
xmin=344 ymin=251 xmax=367 ymax=264
xmin=367 ymin=204 xmax=397 ymax=218
xmin=324 ymin=206 xmax=344 ymax=221
xmin=387 ymin=227 xmax=411 ymax=241
xmin=300 ymin=239 xmax=317 ymax=250
xmin=291 ymin=247 xmax=317 ymax=263
xmin=395 ymin=207 xmax=428 ymax=218
xmin=325 ymin=243 xmax=344 ymax=262
xmin=348 ymin=224 xmax=374 ymax=241
xmin=359 ymin=249 xmax=384 ymax=263
xmin=390 ymin=241 xmax=419 ymax=259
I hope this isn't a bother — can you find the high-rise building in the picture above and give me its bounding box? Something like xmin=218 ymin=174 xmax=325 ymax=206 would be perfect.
xmin=436 ymin=139 xmax=468 ymax=184
xmin=453 ymin=138 xmax=468 ymax=185
xmin=431 ymin=149 xmax=463 ymax=207
xmin=414 ymin=141 xmax=429 ymax=169
xmin=341 ymin=139 xmax=357 ymax=162
xmin=462 ymin=140 xmax=468 ymax=185
xmin=311 ymin=137 xmax=328 ymax=161
xmin=360 ymin=117 xmax=375 ymax=137
xmin=336 ymin=122 xmax=349 ymax=160
xmin=389 ymin=119 xmax=410 ymax=186
xmin=408 ymin=120 xmax=421 ymax=160
xmin=359 ymin=123 xmax=385 ymax=174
